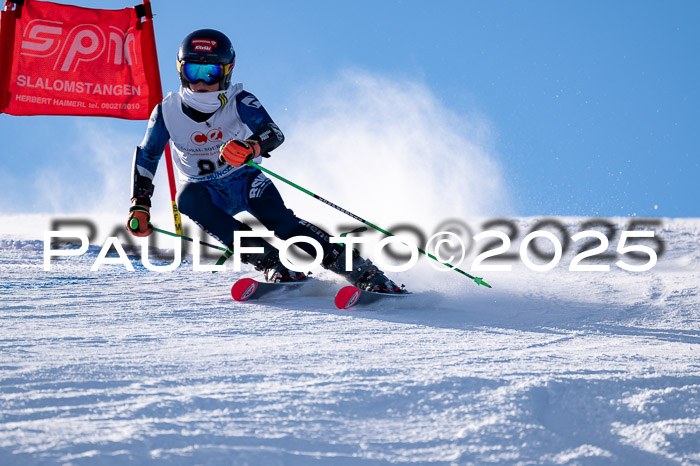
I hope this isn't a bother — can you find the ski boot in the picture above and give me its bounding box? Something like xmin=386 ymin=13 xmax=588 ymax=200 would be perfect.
xmin=355 ymin=267 xmax=403 ymax=293
xmin=234 ymin=228 xmax=307 ymax=283
xmin=257 ymin=250 xmax=307 ymax=283
xmin=324 ymin=245 xmax=403 ymax=293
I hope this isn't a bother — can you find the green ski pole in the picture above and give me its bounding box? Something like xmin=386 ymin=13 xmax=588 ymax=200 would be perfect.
xmin=246 ymin=160 xmax=491 ymax=288
xmin=150 ymin=226 xmax=233 ymax=269
xmin=129 ymin=217 xmax=228 ymax=253
xmin=137 ymin=223 xmax=231 ymax=271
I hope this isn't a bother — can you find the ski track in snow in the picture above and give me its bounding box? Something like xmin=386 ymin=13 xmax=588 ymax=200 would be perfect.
xmin=0 ymin=217 xmax=699 ymax=465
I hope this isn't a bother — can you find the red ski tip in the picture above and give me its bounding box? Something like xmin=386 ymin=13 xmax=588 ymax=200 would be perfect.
xmin=231 ymin=277 xmax=258 ymax=301
xmin=335 ymin=286 xmax=362 ymax=310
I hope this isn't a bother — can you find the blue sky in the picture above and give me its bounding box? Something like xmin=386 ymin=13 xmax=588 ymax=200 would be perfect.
xmin=1 ymin=0 xmax=698 ymax=218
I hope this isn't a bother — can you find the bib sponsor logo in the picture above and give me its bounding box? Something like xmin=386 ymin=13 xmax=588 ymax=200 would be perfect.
xmin=190 ymin=128 xmax=224 ymax=145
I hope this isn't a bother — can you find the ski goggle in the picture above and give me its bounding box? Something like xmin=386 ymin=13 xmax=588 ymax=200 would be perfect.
xmin=178 ymin=62 xmax=233 ymax=85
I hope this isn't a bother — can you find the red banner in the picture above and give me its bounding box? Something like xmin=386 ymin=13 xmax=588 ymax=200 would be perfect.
xmin=0 ymin=0 xmax=162 ymax=119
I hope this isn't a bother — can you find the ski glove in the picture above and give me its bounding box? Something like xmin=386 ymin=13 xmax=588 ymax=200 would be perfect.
xmin=219 ymin=139 xmax=264 ymax=167
xmin=126 ymin=204 xmax=152 ymax=237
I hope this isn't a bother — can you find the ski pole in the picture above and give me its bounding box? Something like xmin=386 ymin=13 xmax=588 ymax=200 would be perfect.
xmin=129 ymin=218 xmax=228 ymax=252
xmin=246 ymin=160 xmax=491 ymax=288
xmin=150 ymin=225 xmax=232 ymax=272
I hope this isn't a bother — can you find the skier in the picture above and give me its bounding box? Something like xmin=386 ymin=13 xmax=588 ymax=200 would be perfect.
xmin=126 ymin=29 xmax=403 ymax=292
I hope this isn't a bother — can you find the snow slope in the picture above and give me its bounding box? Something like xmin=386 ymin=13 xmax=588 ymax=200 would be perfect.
xmin=1 ymin=215 xmax=699 ymax=464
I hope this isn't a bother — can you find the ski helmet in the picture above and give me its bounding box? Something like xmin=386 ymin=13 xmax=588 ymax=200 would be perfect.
xmin=177 ymin=29 xmax=236 ymax=90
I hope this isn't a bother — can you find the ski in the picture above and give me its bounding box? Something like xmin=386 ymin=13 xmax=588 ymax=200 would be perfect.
xmin=334 ymin=286 xmax=411 ymax=310
xmin=231 ymin=277 xmax=308 ymax=302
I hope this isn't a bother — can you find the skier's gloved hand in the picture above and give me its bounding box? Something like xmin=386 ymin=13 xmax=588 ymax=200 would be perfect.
xmin=126 ymin=201 xmax=152 ymax=237
xmin=219 ymin=139 xmax=263 ymax=167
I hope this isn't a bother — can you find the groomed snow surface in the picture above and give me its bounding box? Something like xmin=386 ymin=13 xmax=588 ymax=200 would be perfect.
xmin=1 ymin=216 xmax=699 ymax=465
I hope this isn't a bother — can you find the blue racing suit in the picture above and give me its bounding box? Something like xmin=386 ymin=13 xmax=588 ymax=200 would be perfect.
xmin=130 ymin=87 xmax=337 ymax=261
